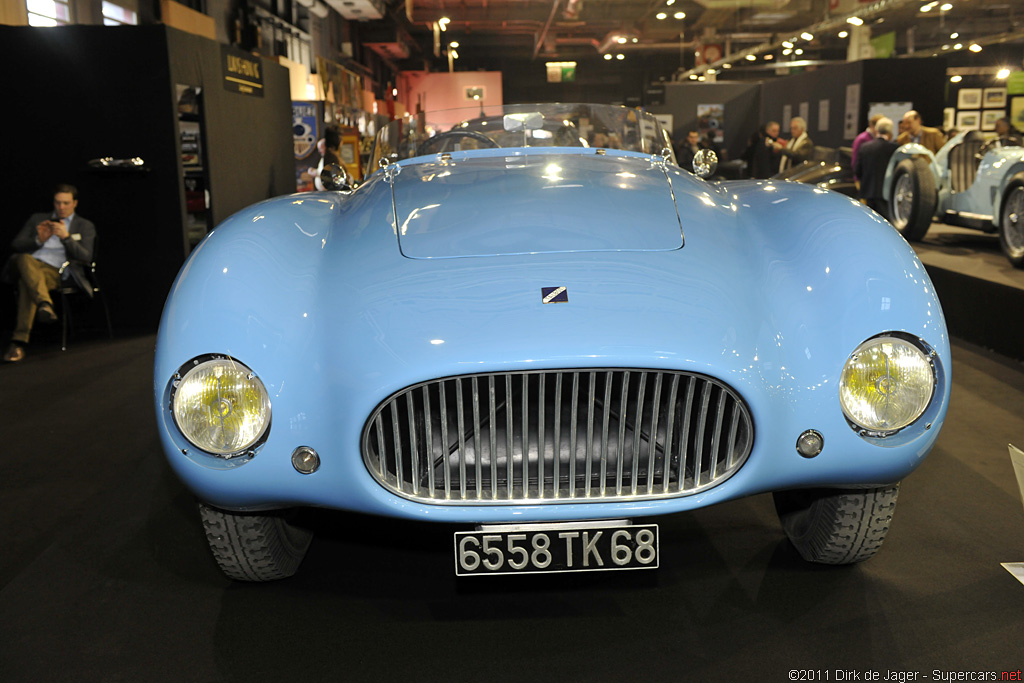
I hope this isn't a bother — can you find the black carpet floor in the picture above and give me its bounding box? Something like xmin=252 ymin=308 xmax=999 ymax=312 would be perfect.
xmin=1 ymin=335 xmax=1023 ymax=682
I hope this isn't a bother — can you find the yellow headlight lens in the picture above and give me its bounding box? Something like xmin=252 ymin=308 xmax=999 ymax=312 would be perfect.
xmin=172 ymin=358 xmax=271 ymax=456
xmin=839 ymin=336 xmax=935 ymax=435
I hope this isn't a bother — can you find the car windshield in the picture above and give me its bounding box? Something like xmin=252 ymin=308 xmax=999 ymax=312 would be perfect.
xmin=371 ymin=103 xmax=673 ymax=166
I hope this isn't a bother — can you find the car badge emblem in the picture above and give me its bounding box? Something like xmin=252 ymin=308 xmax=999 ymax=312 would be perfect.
xmin=541 ymin=286 xmax=568 ymax=304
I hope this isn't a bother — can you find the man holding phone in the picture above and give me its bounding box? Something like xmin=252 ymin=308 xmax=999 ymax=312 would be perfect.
xmin=2 ymin=184 xmax=96 ymax=362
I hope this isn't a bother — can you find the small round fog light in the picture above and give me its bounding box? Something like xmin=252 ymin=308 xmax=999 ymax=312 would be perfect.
xmin=291 ymin=446 xmax=320 ymax=474
xmin=796 ymin=430 xmax=824 ymax=458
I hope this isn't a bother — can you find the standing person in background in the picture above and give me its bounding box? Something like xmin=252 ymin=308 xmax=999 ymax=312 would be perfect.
xmin=2 ymin=184 xmax=96 ymax=363
xmin=854 ymin=117 xmax=899 ymax=216
xmin=896 ymin=110 xmax=945 ymax=154
xmin=675 ymin=130 xmax=708 ymax=173
xmin=745 ymin=121 xmax=782 ymax=179
xmin=852 ymin=114 xmax=885 ymax=179
xmin=774 ymin=117 xmax=813 ymax=173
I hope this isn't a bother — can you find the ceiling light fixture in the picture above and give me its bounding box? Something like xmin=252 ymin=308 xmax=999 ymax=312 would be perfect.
xmin=783 ymin=48 xmax=792 ymax=55
xmin=846 ymin=16 xmax=864 ymax=26
xmin=667 ymin=0 xmax=675 ymax=4
xmin=723 ymin=63 xmax=732 ymax=69
xmin=940 ymin=3 xmax=952 ymax=10
xmin=745 ymin=54 xmax=756 ymax=61
xmin=801 ymin=32 xmax=813 ymax=41
xmin=438 ymin=16 xmax=450 ymax=30
xmin=604 ymin=54 xmax=612 ymax=60
xmin=795 ymin=48 xmax=804 ymax=55
xmin=765 ymin=54 xmax=774 ymax=60
xmin=950 ymin=32 xmax=958 ymax=39
xmin=950 ymin=75 xmax=962 ymax=83
xmin=698 ymin=76 xmax=706 ymax=81
xmin=838 ymin=30 xmax=848 ymax=38
xmin=656 ymin=12 xmax=667 ymax=19
xmin=616 ymin=53 xmax=624 ymax=60
xmin=968 ymin=44 xmax=981 ymax=52
xmin=689 ymin=74 xmax=698 ymax=80
xmin=953 ymin=43 xmax=963 ymax=49
xmin=782 ymin=41 xmax=793 ymax=48
xmin=616 ymin=36 xmax=627 ymax=44
xmin=920 ymin=1 xmax=938 ymax=11
xmin=449 ymin=41 xmax=459 ymax=48
xmin=997 ymin=68 xmax=1011 ymax=79
xmin=674 ymin=11 xmax=685 ymax=19
xmin=450 ymin=49 xmax=459 ymax=59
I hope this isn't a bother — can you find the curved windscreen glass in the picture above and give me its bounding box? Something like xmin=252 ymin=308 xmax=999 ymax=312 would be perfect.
xmin=371 ymin=103 xmax=674 ymax=166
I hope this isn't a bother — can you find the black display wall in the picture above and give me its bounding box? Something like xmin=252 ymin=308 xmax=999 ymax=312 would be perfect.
xmin=646 ymin=81 xmax=762 ymax=162
xmin=0 ymin=25 xmax=293 ymax=340
xmin=760 ymin=58 xmax=949 ymax=149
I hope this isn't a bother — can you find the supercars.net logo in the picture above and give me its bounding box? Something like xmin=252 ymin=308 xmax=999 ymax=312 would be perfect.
xmin=541 ymin=286 xmax=568 ymax=304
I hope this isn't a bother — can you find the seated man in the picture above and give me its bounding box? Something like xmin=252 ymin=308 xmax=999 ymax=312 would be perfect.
xmin=2 ymin=183 xmax=96 ymax=362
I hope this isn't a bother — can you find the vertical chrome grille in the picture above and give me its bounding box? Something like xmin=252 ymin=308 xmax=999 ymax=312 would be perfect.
xmin=362 ymin=369 xmax=754 ymax=504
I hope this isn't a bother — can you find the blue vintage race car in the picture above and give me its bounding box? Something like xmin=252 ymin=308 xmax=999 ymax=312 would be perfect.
xmin=884 ymin=130 xmax=1024 ymax=266
xmin=155 ymin=103 xmax=950 ymax=581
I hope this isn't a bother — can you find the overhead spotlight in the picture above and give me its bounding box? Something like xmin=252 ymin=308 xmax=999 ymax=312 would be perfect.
xmin=449 ymin=41 xmax=459 ymax=48
xmin=950 ymin=75 xmax=962 ymax=83
xmin=846 ymin=16 xmax=864 ymax=26
xmin=745 ymin=54 xmax=756 ymax=61
xmin=723 ymin=63 xmax=732 ymax=69
xmin=968 ymin=44 xmax=982 ymax=52
xmin=656 ymin=12 xmax=667 ymax=19
xmin=838 ymin=30 xmax=848 ymax=38
xmin=782 ymin=41 xmax=793 ymax=48
xmin=689 ymin=74 xmax=698 ymax=80
xmin=919 ymin=2 xmax=934 ymax=11
xmin=632 ymin=37 xmax=638 ymax=43
xmin=783 ymin=48 xmax=792 ymax=55
xmin=801 ymin=32 xmax=813 ymax=41
xmin=674 ymin=11 xmax=685 ymax=19
xmin=941 ymin=44 xmax=950 ymax=50
xmin=698 ymin=76 xmax=706 ymax=81
xmin=708 ymin=68 xmax=717 ymax=74
xmin=765 ymin=54 xmax=774 ymax=60
xmin=795 ymin=48 xmax=804 ymax=55
xmin=450 ymin=49 xmax=459 ymax=59
xmin=667 ymin=0 xmax=676 ymax=4
xmin=604 ymin=54 xmax=612 ymax=60
xmin=950 ymin=32 xmax=958 ymax=39
xmin=997 ymin=68 xmax=1011 ymax=79
xmin=438 ymin=16 xmax=450 ymax=30
xmin=940 ymin=2 xmax=952 ymax=10
xmin=953 ymin=43 xmax=963 ymax=49
xmin=616 ymin=53 xmax=624 ymax=60
xmin=616 ymin=36 xmax=627 ymax=44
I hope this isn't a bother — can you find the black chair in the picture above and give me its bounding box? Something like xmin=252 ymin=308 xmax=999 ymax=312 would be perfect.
xmin=56 ymin=243 xmax=113 ymax=351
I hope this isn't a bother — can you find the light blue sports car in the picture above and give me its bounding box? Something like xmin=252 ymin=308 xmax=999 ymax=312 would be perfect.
xmin=884 ymin=130 xmax=1024 ymax=266
xmin=154 ymin=103 xmax=951 ymax=581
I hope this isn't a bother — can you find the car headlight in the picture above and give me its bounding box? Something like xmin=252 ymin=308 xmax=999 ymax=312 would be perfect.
xmin=171 ymin=357 xmax=271 ymax=457
xmin=839 ymin=335 xmax=935 ymax=436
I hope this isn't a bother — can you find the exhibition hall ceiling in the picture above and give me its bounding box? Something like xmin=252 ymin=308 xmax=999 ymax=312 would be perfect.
xmin=377 ymin=0 xmax=1023 ymax=75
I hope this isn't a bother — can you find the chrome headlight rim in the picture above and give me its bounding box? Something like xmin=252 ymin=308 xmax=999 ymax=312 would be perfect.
xmin=169 ymin=354 xmax=272 ymax=459
xmin=840 ymin=333 xmax=937 ymax=439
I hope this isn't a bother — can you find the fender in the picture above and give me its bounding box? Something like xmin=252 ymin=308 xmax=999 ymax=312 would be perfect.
xmin=882 ymin=142 xmax=937 ymax=204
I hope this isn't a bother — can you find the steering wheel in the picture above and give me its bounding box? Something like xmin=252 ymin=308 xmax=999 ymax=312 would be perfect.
xmin=977 ymin=137 xmax=1015 ymax=159
xmin=419 ymin=130 xmax=500 ymax=154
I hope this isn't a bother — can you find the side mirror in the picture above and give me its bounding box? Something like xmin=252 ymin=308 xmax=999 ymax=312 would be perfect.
xmin=692 ymin=149 xmax=718 ymax=179
xmin=320 ymin=163 xmax=353 ymax=192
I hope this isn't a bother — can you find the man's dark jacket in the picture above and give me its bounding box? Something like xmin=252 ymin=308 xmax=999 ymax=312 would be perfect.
xmin=854 ymin=137 xmax=898 ymax=201
xmin=3 ymin=213 xmax=97 ymax=297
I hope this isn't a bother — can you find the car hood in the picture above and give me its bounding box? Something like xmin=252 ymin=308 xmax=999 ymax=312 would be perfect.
xmin=390 ymin=153 xmax=684 ymax=259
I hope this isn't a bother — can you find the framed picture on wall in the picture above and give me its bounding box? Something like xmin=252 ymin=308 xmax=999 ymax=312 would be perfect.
xmin=983 ymin=87 xmax=1007 ymax=109
xmin=956 ymin=110 xmax=981 ymax=130
xmin=957 ymin=88 xmax=982 ymax=110
xmin=943 ymin=107 xmax=955 ymax=130
xmin=981 ymin=110 xmax=1003 ymax=131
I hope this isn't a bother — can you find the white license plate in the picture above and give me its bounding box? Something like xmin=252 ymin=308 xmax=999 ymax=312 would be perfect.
xmin=454 ymin=520 xmax=658 ymax=576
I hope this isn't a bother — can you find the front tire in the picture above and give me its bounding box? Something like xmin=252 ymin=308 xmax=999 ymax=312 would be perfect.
xmin=773 ymin=484 xmax=900 ymax=565
xmin=999 ymin=174 xmax=1024 ymax=268
xmin=199 ymin=504 xmax=313 ymax=581
xmin=889 ymin=157 xmax=936 ymax=241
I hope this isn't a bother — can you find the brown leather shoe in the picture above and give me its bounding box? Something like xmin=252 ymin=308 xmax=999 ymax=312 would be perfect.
xmin=36 ymin=302 xmax=58 ymax=324
xmin=3 ymin=343 xmax=25 ymax=362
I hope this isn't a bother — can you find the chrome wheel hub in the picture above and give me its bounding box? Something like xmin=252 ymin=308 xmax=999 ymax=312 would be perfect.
xmin=1005 ymin=186 xmax=1024 ymax=254
xmin=893 ymin=174 xmax=914 ymax=229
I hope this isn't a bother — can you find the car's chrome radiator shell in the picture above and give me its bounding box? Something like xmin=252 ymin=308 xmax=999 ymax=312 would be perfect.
xmin=361 ymin=369 xmax=754 ymax=504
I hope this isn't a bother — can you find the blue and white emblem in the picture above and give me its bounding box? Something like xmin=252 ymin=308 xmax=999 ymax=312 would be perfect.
xmin=541 ymin=286 xmax=568 ymax=303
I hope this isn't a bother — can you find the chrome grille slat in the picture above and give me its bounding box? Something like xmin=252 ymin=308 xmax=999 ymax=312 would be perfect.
xmin=363 ymin=368 xmax=753 ymax=505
